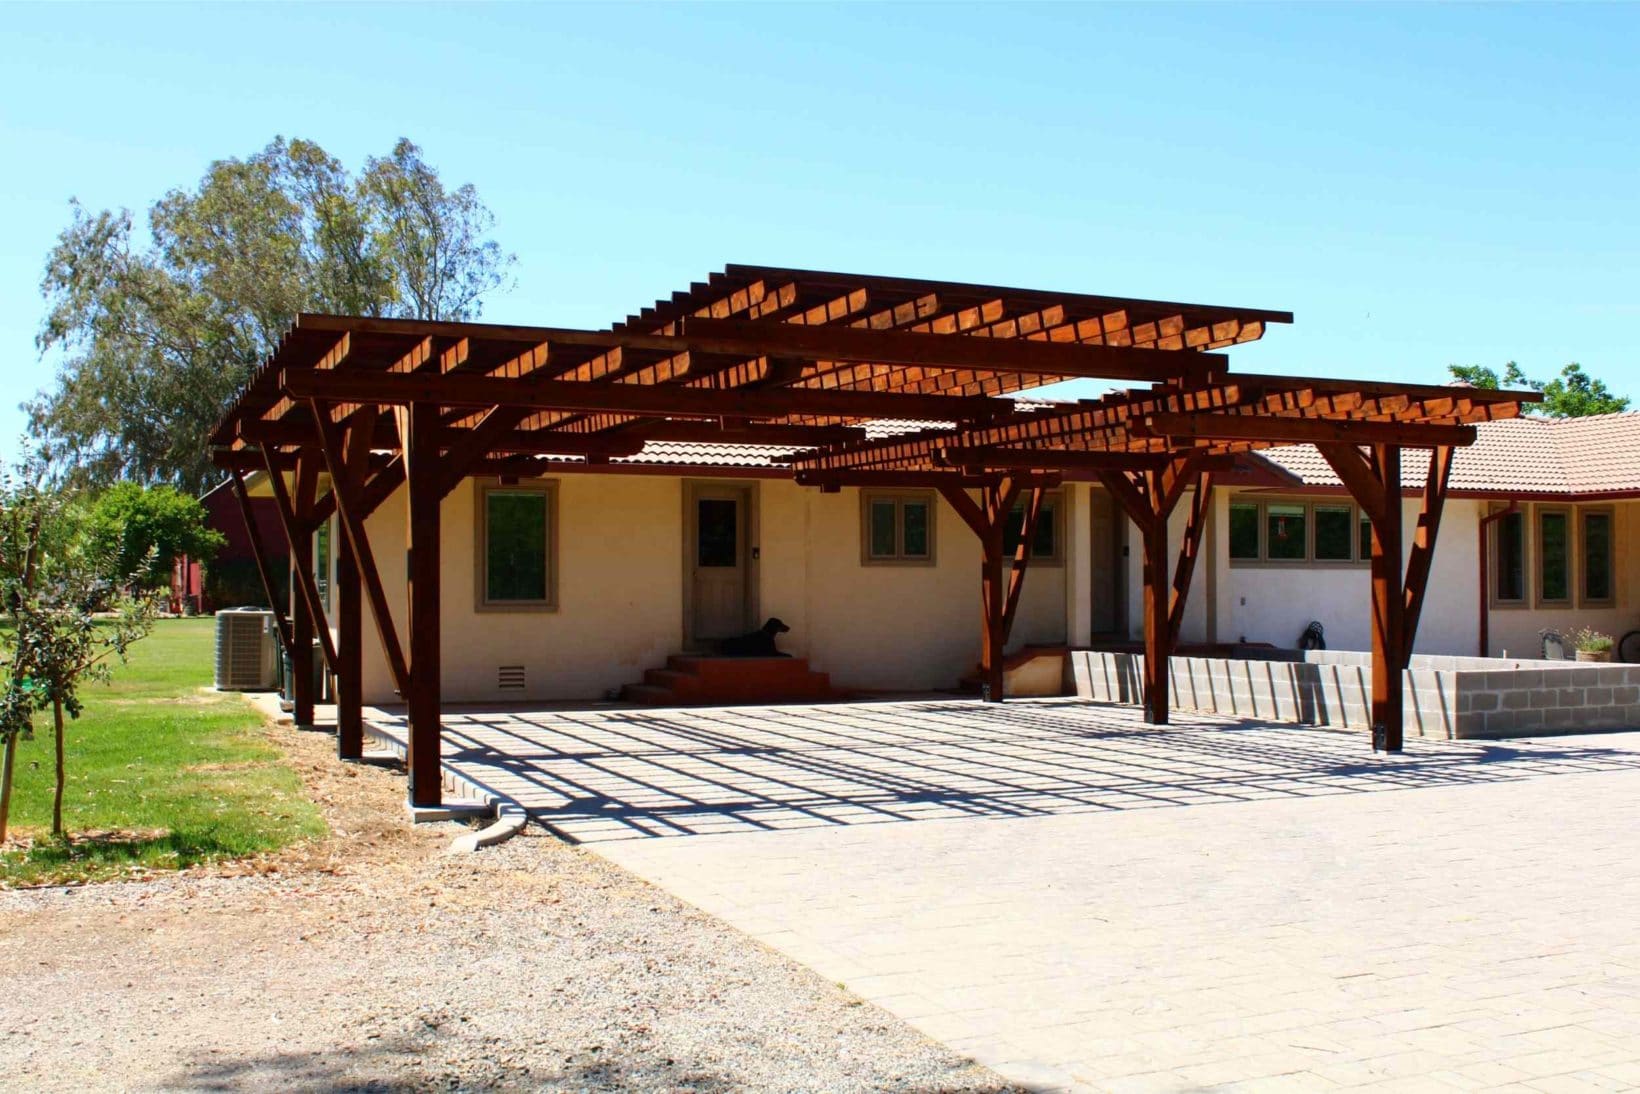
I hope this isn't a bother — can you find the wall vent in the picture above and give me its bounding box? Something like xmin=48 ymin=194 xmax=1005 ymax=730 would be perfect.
xmin=498 ymin=665 xmax=526 ymax=691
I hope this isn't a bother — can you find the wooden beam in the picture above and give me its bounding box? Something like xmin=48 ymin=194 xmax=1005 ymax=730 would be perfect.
xmin=637 ymin=421 xmax=868 ymax=447
xmin=281 ymin=367 xmax=1005 ymax=424
xmin=939 ymin=447 xmax=1238 ymax=473
xmin=938 ymin=484 xmax=990 ymax=542
xmin=227 ymin=469 xmax=293 ymax=661
xmin=404 ymin=402 xmax=444 ymax=808
xmin=679 ymin=316 xmax=1226 ymax=382
xmin=1317 ymin=444 xmax=1387 ymax=524
xmin=1139 ymin=412 xmax=1478 ymax=448
xmin=798 ymin=471 xmax=1023 ymax=490
xmin=334 ymin=527 xmax=363 ymax=759
xmin=1000 ymin=486 xmax=1046 ymax=644
xmin=1167 ymin=472 xmax=1215 ymax=648
xmin=1401 ymin=445 xmax=1454 ymax=657
xmin=260 ymin=449 xmax=340 ymax=678
xmin=310 ymin=408 xmax=411 ymax=699
xmin=1369 ymin=444 xmax=1405 ymax=752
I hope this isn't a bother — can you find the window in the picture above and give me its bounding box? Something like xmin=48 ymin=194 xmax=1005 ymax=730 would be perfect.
xmin=479 ymin=483 xmax=557 ymax=608
xmin=1581 ymin=509 xmax=1614 ymax=605
xmin=312 ymin=519 xmax=332 ymax=610
xmin=1229 ymin=497 xmax=1368 ymax=566
xmin=1314 ymin=504 xmax=1354 ymax=562
xmin=862 ymin=491 xmax=934 ymax=564
xmin=1001 ymin=493 xmax=1062 ymax=564
xmin=1358 ymin=510 xmax=1374 ymax=561
xmin=1537 ymin=508 xmax=1570 ymax=604
xmin=1229 ymin=502 xmax=1260 ymax=560
xmin=1493 ymin=509 xmax=1525 ymax=603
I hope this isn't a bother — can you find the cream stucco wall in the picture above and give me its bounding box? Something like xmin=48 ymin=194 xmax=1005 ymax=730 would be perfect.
xmin=340 ymin=473 xmax=1070 ymax=704
xmin=1204 ymin=492 xmax=1638 ymax=658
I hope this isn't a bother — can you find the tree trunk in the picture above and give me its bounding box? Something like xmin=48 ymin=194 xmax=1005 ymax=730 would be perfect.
xmin=52 ymin=697 xmax=65 ymax=840
xmin=0 ymin=733 xmax=16 ymax=844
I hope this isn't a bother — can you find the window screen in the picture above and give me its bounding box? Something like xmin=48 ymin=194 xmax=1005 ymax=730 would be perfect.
xmin=486 ymin=490 xmax=549 ymax=603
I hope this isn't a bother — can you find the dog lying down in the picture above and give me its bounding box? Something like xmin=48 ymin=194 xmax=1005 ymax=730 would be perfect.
xmin=718 ymin=617 xmax=792 ymax=657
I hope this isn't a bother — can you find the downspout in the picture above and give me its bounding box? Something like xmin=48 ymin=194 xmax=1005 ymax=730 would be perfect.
xmin=1477 ymin=501 xmax=1519 ymax=657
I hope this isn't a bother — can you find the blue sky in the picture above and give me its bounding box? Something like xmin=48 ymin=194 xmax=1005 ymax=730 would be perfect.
xmin=2 ymin=3 xmax=1636 ymax=463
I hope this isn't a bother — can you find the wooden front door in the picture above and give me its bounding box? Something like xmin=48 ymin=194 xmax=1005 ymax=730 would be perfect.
xmin=688 ymin=485 xmax=751 ymax=646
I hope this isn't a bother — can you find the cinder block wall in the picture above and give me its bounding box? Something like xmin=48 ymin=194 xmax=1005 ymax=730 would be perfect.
xmin=1069 ymin=650 xmax=1640 ymax=739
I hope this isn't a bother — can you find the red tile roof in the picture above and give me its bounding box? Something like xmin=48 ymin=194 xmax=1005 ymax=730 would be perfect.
xmin=1251 ymin=412 xmax=1640 ymax=497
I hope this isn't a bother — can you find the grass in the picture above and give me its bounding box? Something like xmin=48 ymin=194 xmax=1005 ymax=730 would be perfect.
xmin=1 ymin=617 xmax=326 ymax=886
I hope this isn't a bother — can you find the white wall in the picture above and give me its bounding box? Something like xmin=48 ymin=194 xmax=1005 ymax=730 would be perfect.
xmin=345 ymin=473 xmax=1068 ymax=703
xmin=1118 ymin=486 xmax=1212 ymax=645
xmin=1209 ymin=493 xmax=1514 ymax=657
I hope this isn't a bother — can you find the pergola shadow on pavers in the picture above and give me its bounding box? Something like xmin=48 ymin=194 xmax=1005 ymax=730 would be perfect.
xmin=208 ymin=264 xmax=1539 ymax=806
xmin=361 ymin=699 xmax=1640 ymax=843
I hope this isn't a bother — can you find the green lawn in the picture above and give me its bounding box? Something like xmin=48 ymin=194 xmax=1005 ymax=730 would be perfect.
xmin=1 ymin=617 xmax=326 ymax=886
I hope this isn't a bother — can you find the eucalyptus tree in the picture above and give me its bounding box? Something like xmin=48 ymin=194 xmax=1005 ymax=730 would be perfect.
xmin=31 ymin=138 xmax=515 ymax=493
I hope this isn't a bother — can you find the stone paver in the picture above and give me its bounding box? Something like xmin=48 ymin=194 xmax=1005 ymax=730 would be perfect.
xmin=369 ymin=700 xmax=1640 ymax=1091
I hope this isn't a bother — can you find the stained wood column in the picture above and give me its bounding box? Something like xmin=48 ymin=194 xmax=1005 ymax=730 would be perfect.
xmin=289 ymin=531 xmax=316 ymax=727
xmin=335 ymin=533 xmax=363 ymax=759
xmin=1098 ymin=453 xmax=1211 ymax=726
xmin=1369 ymin=445 xmax=1404 ymax=750
xmin=404 ymin=402 xmax=444 ymax=807
xmin=1319 ymin=442 xmax=1454 ymax=753
xmin=981 ymin=516 xmax=1006 ymax=702
xmin=227 ymin=470 xmax=293 ymax=661
xmin=939 ymin=476 xmax=1044 ymax=703
xmin=1141 ymin=517 xmax=1170 ymax=725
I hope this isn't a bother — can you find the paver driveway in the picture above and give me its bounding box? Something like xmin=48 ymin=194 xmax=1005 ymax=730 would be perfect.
xmin=369 ymin=699 xmax=1640 ymax=1091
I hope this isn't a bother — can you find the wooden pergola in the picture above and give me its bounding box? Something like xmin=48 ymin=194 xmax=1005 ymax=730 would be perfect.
xmin=209 ymin=264 xmax=1536 ymax=806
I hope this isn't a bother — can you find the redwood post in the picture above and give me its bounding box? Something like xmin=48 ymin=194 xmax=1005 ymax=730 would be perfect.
xmin=404 ymin=403 xmax=444 ymax=807
xmin=1142 ymin=515 xmax=1170 ymax=725
xmin=289 ymin=520 xmax=316 ymax=729
xmin=1370 ymin=444 xmax=1404 ymax=751
xmin=981 ymin=519 xmax=1006 ymax=702
xmin=335 ymin=532 xmax=363 ymax=760
xmin=227 ymin=470 xmax=293 ymax=660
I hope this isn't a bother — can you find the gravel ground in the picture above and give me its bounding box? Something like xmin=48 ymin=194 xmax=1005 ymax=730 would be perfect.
xmin=0 ymin=720 xmax=1013 ymax=1093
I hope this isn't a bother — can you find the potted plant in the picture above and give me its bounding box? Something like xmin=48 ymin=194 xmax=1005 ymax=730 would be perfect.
xmin=1571 ymin=627 xmax=1614 ymax=663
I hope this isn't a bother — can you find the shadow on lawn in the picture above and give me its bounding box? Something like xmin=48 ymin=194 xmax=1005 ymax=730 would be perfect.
xmin=2 ymin=827 xmax=257 ymax=883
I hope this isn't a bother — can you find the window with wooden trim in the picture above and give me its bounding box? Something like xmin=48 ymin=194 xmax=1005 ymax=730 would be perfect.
xmin=862 ymin=491 xmax=934 ymax=564
xmin=478 ymin=482 xmax=558 ymax=609
xmin=1001 ymin=492 xmax=1063 ymax=564
xmin=1536 ymin=507 xmax=1571 ymax=605
xmin=1227 ymin=497 xmax=1370 ymax=566
xmin=1491 ymin=507 xmax=1526 ymax=604
xmin=1581 ymin=508 xmax=1614 ymax=606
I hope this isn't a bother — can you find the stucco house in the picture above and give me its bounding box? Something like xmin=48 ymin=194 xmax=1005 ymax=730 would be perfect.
xmin=266 ymin=407 xmax=1635 ymax=708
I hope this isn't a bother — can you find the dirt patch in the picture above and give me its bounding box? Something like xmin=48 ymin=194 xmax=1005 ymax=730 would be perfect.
xmin=0 ymin=715 xmax=1014 ymax=1092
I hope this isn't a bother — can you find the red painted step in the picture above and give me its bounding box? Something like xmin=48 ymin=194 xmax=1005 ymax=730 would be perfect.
xmin=621 ymin=655 xmax=834 ymax=706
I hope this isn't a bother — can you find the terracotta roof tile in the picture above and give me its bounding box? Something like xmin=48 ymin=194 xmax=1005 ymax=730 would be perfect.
xmin=1253 ymin=413 xmax=1640 ymax=497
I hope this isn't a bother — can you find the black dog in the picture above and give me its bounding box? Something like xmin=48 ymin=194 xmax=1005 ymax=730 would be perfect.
xmin=718 ymin=617 xmax=791 ymax=657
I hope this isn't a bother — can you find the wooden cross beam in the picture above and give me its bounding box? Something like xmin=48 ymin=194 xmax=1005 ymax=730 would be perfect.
xmin=1096 ymin=450 xmax=1213 ymax=725
xmin=260 ymin=447 xmax=340 ymax=729
xmin=1315 ymin=442 xmax=1457 ymax=752
xmin=227 ymin=469 xmax=294 ymax=662
xmin=679 ymin=316 xmax=1227 ymax=383
xmin=1138 ymin=412 xmax=1479 ymax=448
xmin=281 ymin=368 xmax=1004 ymax=424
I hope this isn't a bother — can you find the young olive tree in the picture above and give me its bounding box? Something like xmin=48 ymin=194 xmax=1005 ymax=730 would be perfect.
xmin=0 ymin=454 xmax=158 ymax=842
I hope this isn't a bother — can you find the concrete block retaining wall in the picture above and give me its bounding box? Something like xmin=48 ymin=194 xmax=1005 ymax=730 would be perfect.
xmin=1069 ymin=649 xmax=1640 ymax=739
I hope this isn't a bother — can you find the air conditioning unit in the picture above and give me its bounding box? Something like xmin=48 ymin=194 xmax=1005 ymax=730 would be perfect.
xmin=215 ymin=608 xmax=279 ymax=691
